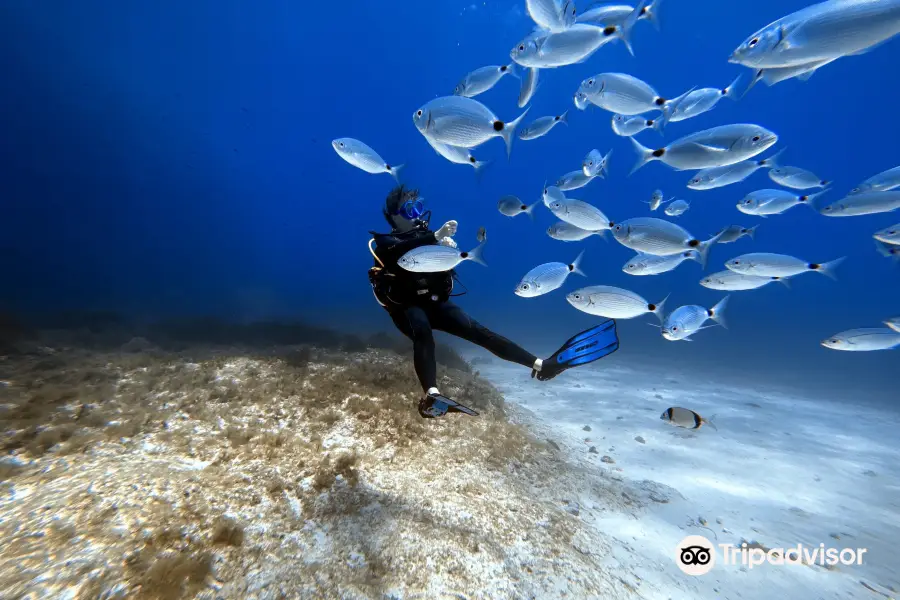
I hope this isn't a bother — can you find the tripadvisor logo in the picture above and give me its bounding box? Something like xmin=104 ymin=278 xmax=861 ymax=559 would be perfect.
xmin=675 ymin=536 xmax=868 ymax=575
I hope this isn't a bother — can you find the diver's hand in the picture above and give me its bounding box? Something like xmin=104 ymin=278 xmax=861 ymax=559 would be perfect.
xmin=439 ymin=237 xmax=458 ymax=249
xmin=435 ymin=220 xmax=458 ymax=240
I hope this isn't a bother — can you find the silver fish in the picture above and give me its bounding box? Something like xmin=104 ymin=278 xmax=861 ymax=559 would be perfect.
xmin=413 ymin=96 xmax=530 ymax=158
xmin=519 ymin=111 xmax=569 ymax=140
xmin=425 ymin=137 xmax=490 ymax=173
xmin=577 ymin=0 xmax=663 ymax=29
xmin=527 ymin=0 xmax=577 ymax=33
xmin=662 ymin=297 xmax=729 ymax=341
xmin=700 ymin=270 xmax=788 ymax=291
xmin=819 ymin=191 xmax=900 ymax=217
xmin=886 ymin=317 xmax=900 ymax=333
xmin=567 ymin=285 xmax=667 ymax=322
xmin=498 ymin=195 xmax=540 ymax=219
xmin=518 ymin=67 xmax=540 ymax=108
xmin=398 ymin=242 xmax=487 ymax=273
xmin=611 ymin=113 xmax=664 ymax=136
xmin=548 ymin=196 xmax=613 ymax=232
xmin=623 ymin=250 xmax=700 ymax=276
xmin=477 ymin=227 xmax=487 ymax=243
xmin=644 ymin=189 xmax=665 ymax=211
xmin=664 ymin=199 xmax=690 ymax=217
xmin=875 ymin=239 xmax=900 ymax=261
xmin=821 ymin=328 xmax=900 ymax=352
xmin=743 ymin=59 xmax=835 ymax=97
xmin=729 ymin=0 xmax=900 ymax=69
xmin=874 ymin=223 xmax=900 ymax=245
xmin=557 ymin=169 xmax=597 ymax=191
xmin=768 ymin=166 xmax=830 ymax=190
xmin=667 ymin=76 xmax=742 ymax=122
xmin=332 ymin=138 xmax=404 ymax=181
xmin=725 ymin=252 xmax=844 ymax=279
xmin=851 ymin=165 xmax=900 ymax=195
xmin=512 ymin=2 xmax=646 ymax=67
xmin=547 ymin=221 xmax=605 ymax=241
xmin=737 ymin=189 xmax=824 ymax=216
xmin=630 ymin=124 xmax=778 ymax=174
xmin=578 ymin=72 xmax=686 ymax=116
xmin=516 ymin=251 xmax=586 ymax=297
xmin=714 ymin=224 xmax=758 ymax=244
xmin=687 ymin=150 xmax=783 ymax=190
xmin=611 ymin=217 xmax=722 ymax=267
xmin=454 ymin=64 xmax=518 ymax=98
xmin=583 ymin=149 xmax=613 ymax=178
xmin=660 ymin=407 xmax=716 ymax=430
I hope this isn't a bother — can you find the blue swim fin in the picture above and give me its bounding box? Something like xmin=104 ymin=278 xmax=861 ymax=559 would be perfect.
xmin=533 ymin=320 xmax=619 ymax=381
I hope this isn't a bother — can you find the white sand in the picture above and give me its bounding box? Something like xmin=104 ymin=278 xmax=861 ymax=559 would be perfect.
xmin=469 ymin=351 xmax=900 ymax=600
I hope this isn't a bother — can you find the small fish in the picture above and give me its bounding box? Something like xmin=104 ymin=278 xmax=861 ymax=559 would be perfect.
xmin=630 ymin=124 xmax=778 ymax=175
xmin=715 ymin=225 xmax=758 ymax=243
xmin=687 ymin=150 xmax=783 ymax=190
xmin=660 ymin=407 xmax=717 ymax=430
xmin=725 ymin=252 xmax=845 ymax=279
xmin=875 ymin=239 xmax=900 ymax=261
xmin=611 ymin=113 xmax=665 ymax=136
xmin=413 ymin=96 xmax=530 ymax=158
xmin=542 ymin=184 xmax=569 ymax=207
xmin=583 ymin=149 xmax=613 ymax=178
xmin=737 ymin=189 xmax=824 ymax=216
xmin=567 ymin=285 xmax=667 ymax=322
xmin=498 ymin=195 xmax=540 ymax=219
xmin=819 ymin=191 xmax=900 ymax=217
xmin=477 ymin=227 xmax=487 ymax=243
xmin=454 ymin=64 xmax=518 ymax=98
xmin=821 ymin=329 xmax=900 ymax=352
xmin=885 ymin=317 xmax=900 ymax=333
xmin=665 ymin=76 xmax=742 ymax=122
xmin=511 ymin=16 xmax=642 ymax=68
xmin=516 ymin=251 xmax=586 ymax=297
xmin=518 ymin=67 xmax=540 ymax=108
xmin=332 ymin=138 xmax=404 ymax=181
xmin=874 ymin=223 xmax=900 ymax=245
xmin=661 ymin=297 xmax=729 ymax=341
xmin=519 ymin=111 xmax=569 ymax=140
xmin=577 ymin=72 xmax=687 ymax=116
xmin=398 ymin=242 xmax=487 ymax=273
xmin=851 ymin=165 xmax=900 ymax=195
xmin=527 ymin=0 xmax=577 ymax=33
xmin=547 ymin=221 xmax=606 ymax=241
xmin=548 ymin=196 xmax=613 ymax=232
xmin=700 ymin=271 xmax=788 ymax=291
xmin=664 ymin=199 xmax=690 ymax=217
xmin=769 ymin=166 xmax=830 ymax=190
xmin=729 ymin=0 xmax=900 ymax=70
xmin=576 ymin=0 xmax=663 ymax=29
xmin=643 ymin=189 xmax=665 ymax=211
xmin=623 ymin=251 xmax=700 ymax=276
xmin=425 ymin=138 xmax=490 ymax=174
xmin=611 ymin=217 xmax=722 ymax=267
xmin=557 ymin=169 xmax=597 ymax=191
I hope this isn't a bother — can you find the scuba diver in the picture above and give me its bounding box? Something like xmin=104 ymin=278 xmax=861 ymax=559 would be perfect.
xmin=368 ymin=185 xmax=620 ymax=419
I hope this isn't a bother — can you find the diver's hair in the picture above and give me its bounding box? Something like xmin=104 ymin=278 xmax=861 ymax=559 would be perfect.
xmin=383 ymin=184 xmax=420 ymax=226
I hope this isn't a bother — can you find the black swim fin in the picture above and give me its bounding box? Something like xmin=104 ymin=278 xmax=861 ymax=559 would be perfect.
xmin=418 ymin=393 xmax=479 ymax=418
xmin=532 ymin=319 xmax=619 ymax=381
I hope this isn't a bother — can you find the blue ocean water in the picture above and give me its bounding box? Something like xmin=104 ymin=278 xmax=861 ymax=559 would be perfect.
xmin=2 ymin=0 xmax=899 ymax=401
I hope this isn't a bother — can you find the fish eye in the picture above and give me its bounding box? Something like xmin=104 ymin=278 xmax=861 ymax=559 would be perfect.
xmin=733 ymin=260 xmax=741 ymax=265
xmin=588 ymin=79 xmax=594 ymax=85
xmin=852 ymin=187 xmax=860 ymax=193
xmin=672 ymin=326 xmax=678 ymax=331
xmin=518 ymin=44 xmax=525 ymax=51
xmin=339 ymin=142 xmax=344 ymax=147
xmin=416 ymin=110 xmax=423 ymax=117
xmin=573 ymin=294 xmax=582 ymax=300
xmin=522 ymin=284 xmax=529 ymax=290
xmin=752 ymin=136 xmax=761 ymax=142
xmin=749 ymin=37 xmax=759 ymax=47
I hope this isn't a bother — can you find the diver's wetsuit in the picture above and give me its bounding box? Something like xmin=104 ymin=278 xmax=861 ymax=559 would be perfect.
xmin=368 ymin=223 xmax=538 ymax=392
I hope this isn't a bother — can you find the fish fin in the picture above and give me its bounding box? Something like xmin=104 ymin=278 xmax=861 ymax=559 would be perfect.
xmin=653 ymin=294 xmax=670 ymax=324
xmin=723 ymin=74 xmax=743 ymax=101
xmin=801 ymin=189 xmax=829 ymax=211
xmin=709 ymin=295 xmax=730 ymax=329
xmin=465 ymin=241 xmax=488 ymax=267
xmin=389 ymin=163 xmax=405 ymax=183
xmin=761 ymin=147 xmax=786 ymax=169
xmin=646 ymin=322 xmax=661 ymax=329
xmin=846 ymin=38 xmax=892 ymax=57
xmin=559 ymin=110 xmax=570 ymax=126
xmin=615 ymin=0 xmax=648 ymax=56
xmin=506 ymin=62 xmax=520 ymax=80
xmin=472 ymin=159 xmax=492 ymax=184
xmin=817 ymin=257 xmax=845 ymax=280
xmin=524 ymin=199 xmax=541 ymax=220
xmin=680 ymin=337 xmax=694 ymax=342
xmin=650 ymin=114 xmax=668 ymax=134
xmin=796 ymin=70 xmax=816 ymax=82
xmin=628 ymin=136 xmax=658 ymax=176
xmin=601 ymin=149 xmax=613 ymax=177
xmin=661 ymin=86 xmax=697 ymax=123
xmin=571 ymin=250 xmax=586 ymax=277
xmin=695 ymin=231 xmax=725 ymax=270
xmin=741 ymin=69 xmax=763 ymax=100
xmin=775 ymin=276 xmax=791 ymax=289
xmin=645 ymin=0 xmax=664 ymax=30
xmin=595 ymin=229 xmax=610 ymax=243
xmin=690 ymin=141 xmax=729 ymax=153
xmin=502 ymin=107 xmax=531 ymax=160
xmin=704 ymin=415 xmax=719 ymax=431
xmin=875 ymin=240 xmax=894 ymax=258
xmin=748 ymin=224 xmax=759 ymax=240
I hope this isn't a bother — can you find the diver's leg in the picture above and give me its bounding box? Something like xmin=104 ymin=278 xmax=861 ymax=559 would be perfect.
xmin=430 ymin=301 xmax=539 ymax=369
xmin=388 ymin=306 xmax=437 ymax=393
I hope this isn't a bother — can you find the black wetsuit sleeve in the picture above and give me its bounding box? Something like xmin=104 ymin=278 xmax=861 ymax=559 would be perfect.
xmin=376 ymin=231 xmax=437 ymax=266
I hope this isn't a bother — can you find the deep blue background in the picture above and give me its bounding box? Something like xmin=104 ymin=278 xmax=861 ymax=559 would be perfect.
xmin=2 ymin=0 xmax=898 ymax=399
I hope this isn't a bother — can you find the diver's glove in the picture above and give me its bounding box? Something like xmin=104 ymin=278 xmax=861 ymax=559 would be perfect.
xmin=435 ymin=220 xmax=458 ymax=240
xmin=439 ymin=237 xmax=458 ymax=248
